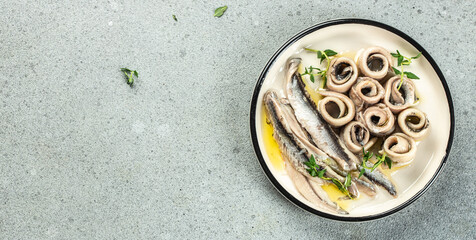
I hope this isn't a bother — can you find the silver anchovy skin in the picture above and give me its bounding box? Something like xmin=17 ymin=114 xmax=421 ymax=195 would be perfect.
xmin=264 ymin=91 xmax=347 ymax=214
xmin=285 ymin=58 xmax=358 ymax=171
xmin=352 ymin=176 xmax=377 ymax=197
xmin=268 ymin=92 xmax=360 ymax=198
xmin=264 ymin=91 xmax=310 ymax=177
xmin=358 ymin=166 xmax=397 ymax=196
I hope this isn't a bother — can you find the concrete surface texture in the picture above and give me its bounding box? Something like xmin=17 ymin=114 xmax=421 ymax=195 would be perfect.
xmin=0 ymin=0 xmax=475 ymax=239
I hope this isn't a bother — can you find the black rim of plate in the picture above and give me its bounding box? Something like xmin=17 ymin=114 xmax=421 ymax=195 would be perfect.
xmin=249 ymin=18 xmax=455 ymax=221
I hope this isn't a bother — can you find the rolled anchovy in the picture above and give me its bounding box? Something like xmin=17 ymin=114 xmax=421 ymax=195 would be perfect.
xmin=285 ymin=58 xmax=358 ymax=171
xmin=358 ymin=46 xmax=393 ymax=80
xmin=397 ymin=108 xmax=430 ymax=141
xmin=382 ymin=133 xmax=417 ymax=163
xmin=383 ymin=76 xmax=417 ymax=114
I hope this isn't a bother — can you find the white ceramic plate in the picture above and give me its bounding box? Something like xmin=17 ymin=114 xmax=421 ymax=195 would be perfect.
xmin=250 ymin=19 xmax=454 ymax=221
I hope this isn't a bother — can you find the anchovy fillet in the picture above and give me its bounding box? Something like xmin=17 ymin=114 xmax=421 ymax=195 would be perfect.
xmin=352 ymin=175 xmax=377 ymax=197
xmin=264 ymin=91 xmax=347 ymax=213
xmin=275 ymin=96 xmax=360 ymax=198
xmin=285 ymin=58 xmax=358 ymax=171
xmin=358 ymin=166 xmax=397 ymax=196
xmin=285 ymin=160 xmax=347 ymax=214
xmin=264 ymin=91 xmax=312 ymax=177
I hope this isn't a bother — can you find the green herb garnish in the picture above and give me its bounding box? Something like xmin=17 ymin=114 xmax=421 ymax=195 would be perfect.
xmin=172 ymin=15 xmax=178 ymax=21
xmin=304 ymin=155 xmax=353 ymax=199
xmin=120 ymin=68 xmax=138 ymax=87
xmin=391 ymin=50 xmax=421 ymax=90
xmin=371 ymin=152 xmax=392 ymax=171
xmin=359 ymin=148 xmax=393 ymax=178
xmin=385 ymin=155 xmax=393 ymax=169
xmin=303 ymin=154 xmax=322 ymax=177
xmin=214 ymin=6 xmax=228 ymax=17
xmin=358 ymin=148 xmax=374 ymax=178
xmin=303 ymin=48 xmax=338 ymax=88
xmin=301 ymin=66 xmax=325 ymax=84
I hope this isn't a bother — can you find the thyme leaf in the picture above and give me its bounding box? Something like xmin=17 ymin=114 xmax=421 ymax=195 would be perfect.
xmin=214 ymin=6 xmax=228 ymax=17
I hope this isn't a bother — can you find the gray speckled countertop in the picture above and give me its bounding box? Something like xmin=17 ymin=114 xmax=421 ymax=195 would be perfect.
xmin=0 ymin=1 xmax=475 ymax=239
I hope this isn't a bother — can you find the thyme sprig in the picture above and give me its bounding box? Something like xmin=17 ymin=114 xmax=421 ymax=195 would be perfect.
xmin=302 ymin=48 xmax=337 ymax=88
xmin=301 ymin=66 xmax=325 ymax=84
xmin=120 ymin=68 xmax=138 ymax=87
xmin=391 ymin=50 xmax=421 ymax=90
xmin=359 ymin=148 xmax=392 ymax=178
xmin=304 ymin=155 xmax=353 ymax=199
